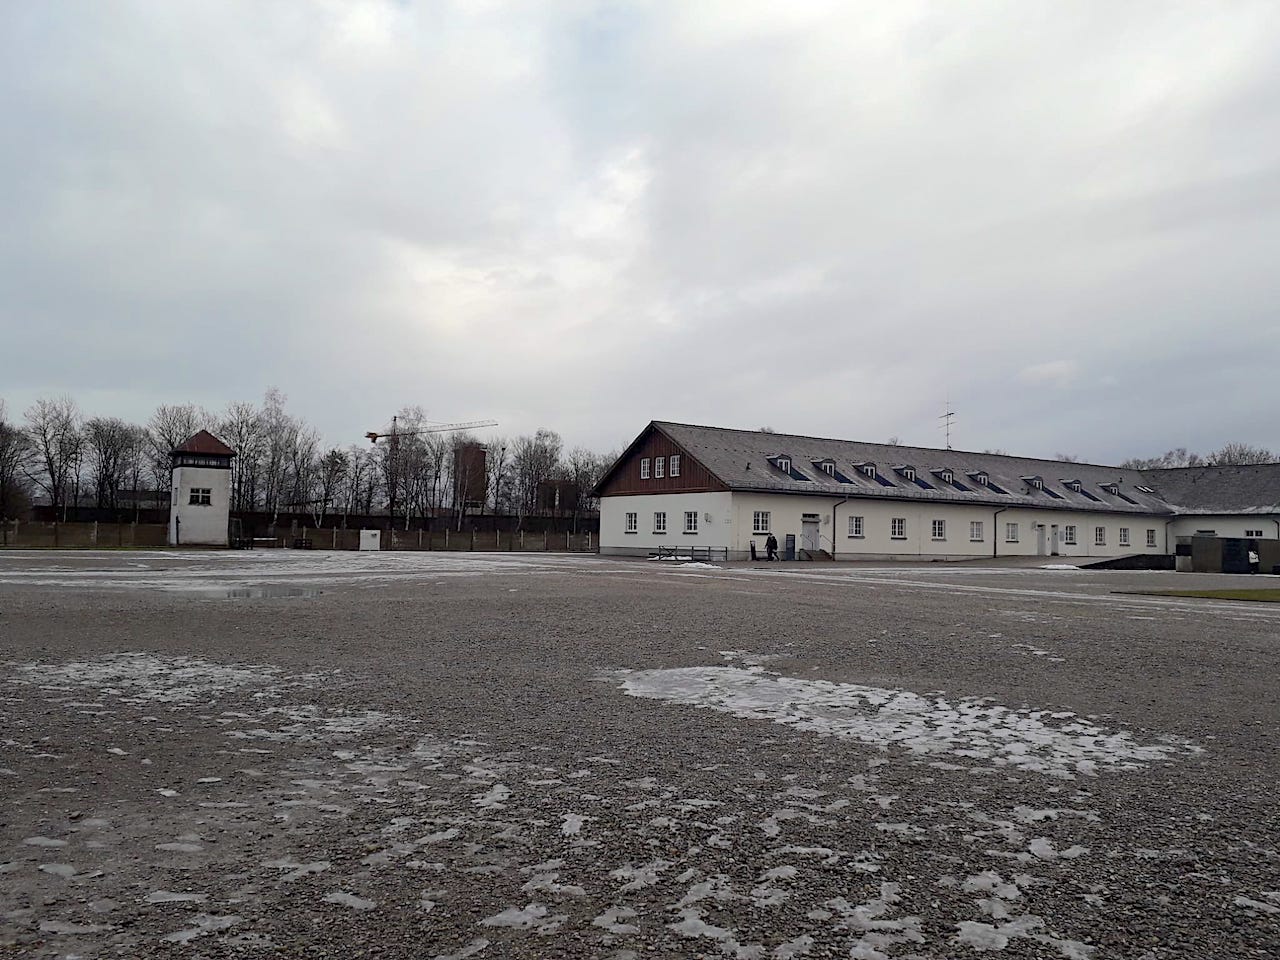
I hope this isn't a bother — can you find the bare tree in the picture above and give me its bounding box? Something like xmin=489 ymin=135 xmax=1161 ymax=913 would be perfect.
xmin=85 ymin=416 xmax=141 ymax=510
xmin=24 ymin=397 xmax=84 ymax=519
xmin=510 ymin=429 xmax=563 ymax=527
xmin=1206 ymin=442 xmax=1275 ymax=466
xmin=1055 ymin=453 xmax=1083 ymax=463
xmin=485 ymin=437 xmax=510 ymax=516
xmin=219 ymin=400 xmax=266 ymax=511
xmin=311 ymin=448 xmax=348 ymax=526
xmin=0 ymin=401 xmax=31 ymax=521
xmin=1120 ymin=448 xmax=1204 ymax=469
xmin=565 ymin=446 xmax=610 ymax=532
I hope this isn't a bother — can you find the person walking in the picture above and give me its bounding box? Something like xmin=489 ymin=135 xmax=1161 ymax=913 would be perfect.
xmin=1249 ymin=545 xmax=1260 ymax=574
xmin=766 ymin=533 xmax=779 ymax=561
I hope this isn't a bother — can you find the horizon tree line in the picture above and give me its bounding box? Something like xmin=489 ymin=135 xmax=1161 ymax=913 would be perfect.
xmin=0 ymin=391 xmax=617 ymax=530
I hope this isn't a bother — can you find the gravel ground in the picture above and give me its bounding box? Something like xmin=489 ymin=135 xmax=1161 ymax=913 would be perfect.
xmin=0 ymin=550 xmax=1276 ymax=959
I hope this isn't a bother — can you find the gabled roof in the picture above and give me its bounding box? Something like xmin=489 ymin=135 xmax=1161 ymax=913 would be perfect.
xmin=1140 ymin=464 xmax=1280 ymax=516
xmin=172 ymin=430 xmax=235 ymax=457
xmin=619 ymin=422 xmax=1171 ymax=515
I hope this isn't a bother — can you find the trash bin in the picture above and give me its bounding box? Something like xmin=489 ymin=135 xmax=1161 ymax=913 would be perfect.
xmin=784 ymin=534 xmax=796 ymax=561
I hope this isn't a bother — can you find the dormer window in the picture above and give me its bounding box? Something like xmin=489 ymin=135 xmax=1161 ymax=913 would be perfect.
xmin=940 ymin=469 xmax=954 ymax=484
xmin=860 ymin=463 xmax=877 ymax=480
xmin=895 ymin=465 xmax=916 ymax=482
xmin=971 ymin=471 xmax=989 ymax=487
xmin=1065 ymin=479 xmax=1083 ymax=493
xmin=817 ymin=460 xmax=835 ymax=477
xmin=777 ymin=457 xmax=791 ymax=473
xmin=1022 ymin=476 xmax=1044 ymax=491
xmin=1101 ymin=482 xmax=1119 ymax=496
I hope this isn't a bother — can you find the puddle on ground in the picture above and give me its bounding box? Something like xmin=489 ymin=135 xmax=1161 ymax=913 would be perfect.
xmin=168 ymin=586 xmax=321 ymax=600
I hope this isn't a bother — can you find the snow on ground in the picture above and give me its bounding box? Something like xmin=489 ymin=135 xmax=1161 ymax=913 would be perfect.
xmin=610 ymin=665 xmax=1199 ymax=779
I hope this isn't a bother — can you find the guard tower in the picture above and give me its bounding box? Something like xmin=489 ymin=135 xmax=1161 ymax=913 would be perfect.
xmin=168 ymin=430 xmax=236 ymax=547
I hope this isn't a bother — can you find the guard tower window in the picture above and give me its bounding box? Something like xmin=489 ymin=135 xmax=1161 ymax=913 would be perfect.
xmin=189 ymin=487 xmax=212 ymax=506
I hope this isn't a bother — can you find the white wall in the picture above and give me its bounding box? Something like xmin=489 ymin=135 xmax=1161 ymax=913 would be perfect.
xmin=600 ymin=492 xmax=734 ymax=555
xmin=1168 ymin=515 xmax=1280 ymax=543
xmin=168 ymin=466 xmax=232 ymax=546
xmin=727 ymin=493 xmax=1169 ymax=560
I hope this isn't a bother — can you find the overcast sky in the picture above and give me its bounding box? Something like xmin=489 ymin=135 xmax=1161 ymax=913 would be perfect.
xmin=3 ymin=1 xmax=1279 ymax=462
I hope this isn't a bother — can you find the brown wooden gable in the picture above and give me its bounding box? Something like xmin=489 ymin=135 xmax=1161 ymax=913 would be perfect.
xmin=596 ymin=424 xmax=728 ymax=497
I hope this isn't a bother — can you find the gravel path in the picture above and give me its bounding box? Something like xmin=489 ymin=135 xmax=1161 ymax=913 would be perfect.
xmin=1 ymin=552 xmax=1277 ymax=958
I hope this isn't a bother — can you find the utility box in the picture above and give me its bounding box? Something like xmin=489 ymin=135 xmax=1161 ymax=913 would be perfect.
xmin=784 ymin=533 xmax=796 ymax=561
xmin=359 ymin=530 xmax=381 ymax=551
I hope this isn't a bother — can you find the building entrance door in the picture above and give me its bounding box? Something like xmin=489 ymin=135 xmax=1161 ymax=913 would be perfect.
xmin=1050 ymin=524 xmax=1060 ymax=556
xmin=1035 ymin=524 xmax=1047 ymax=556
xmin=802 ymin=515 xmax=820 ymax=553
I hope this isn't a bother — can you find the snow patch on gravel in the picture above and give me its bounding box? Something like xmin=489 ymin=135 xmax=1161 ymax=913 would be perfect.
xmin=611 ymin=666 xmax=1199 ymax=778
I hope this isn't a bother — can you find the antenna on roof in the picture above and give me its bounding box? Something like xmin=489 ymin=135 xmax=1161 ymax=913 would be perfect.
xmin=939 ymin=401 xmax=956 ymax=450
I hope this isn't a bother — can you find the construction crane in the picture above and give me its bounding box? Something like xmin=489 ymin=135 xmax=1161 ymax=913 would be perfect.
xmin=365 ymin=416 xmax=498 ymax=445
xmin=365 ymin=415 xmax=498 ymax=531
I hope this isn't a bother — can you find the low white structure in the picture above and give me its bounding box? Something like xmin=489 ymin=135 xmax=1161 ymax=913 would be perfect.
xmin=595 ymin=422 xmax=1280 ymax=562
xmin=168 ymin=430 xmax=235 ymax=547
xmin=359 ymin=530 xmax=382 ymax=551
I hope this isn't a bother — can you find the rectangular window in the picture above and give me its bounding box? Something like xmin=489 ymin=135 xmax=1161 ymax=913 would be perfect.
xmin=1119 ymin=527 xmax=1130 ymax=546
xmin=1063 ymin=525 xmax=1077 ymax=545
xmin=189 ymin=487 xmax=211 ymax=505
xmin=1245 ymin=529 xmax=1263 ymax=538
xmin=970 ymin=521 xmax=983 ymax=541
xmin=654 ymin=456 xmax=665 ymax=479
xmin=653 ymin=511 xmax=666 ymax=534
xmin=684 ymin=511 xmax=698 ymax=534
xmin=670 ymin=455 xmax=680 ymax=477
xmin=625 ymin=512 xmax=637 ymax=533
xmin=890 ymin=517 xmax=906 ymax=539
xmin=1095 ymin=526 xmax=1106 ymax=546
xmin=849 ymin=515 xmax=864 ymax=538
xmin=640 ymin=458 xmax=650 ymax=480
xmin=931 ymin=519 xmax=946 ymax=540
xmin=1146 ymin=528 xmax=1157 ymax=547
xmin=1005 ymin=522 xmax=1019 ymax=542
xmin=753 ymin=511 xmax=771 ymax=534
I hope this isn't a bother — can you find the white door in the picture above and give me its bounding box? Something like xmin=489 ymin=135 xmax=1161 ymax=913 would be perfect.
xmin=1035 ymin=524 xmax=1047 ymax=556
xmin=1050 ymin=524 xmax=1060 ymax=556
xmin=802 ymin=518 xmax=820 ymax=552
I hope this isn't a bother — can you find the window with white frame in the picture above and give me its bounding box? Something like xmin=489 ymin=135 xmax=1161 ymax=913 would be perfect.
xmin=931 ymin=519 xmax=946 ymax=540
xmin=820 ymin=461 xmax=835 ymax=476
xmin=901 ymin=466 xmax=916 ymax=481
xmin=975 ymin=473 xmax=989 ymax=486
xmin=1245 ymin=528 xmax=1263 ymax=538
xmin=640 ymin=458 xmax=650 ymax=479
xmin=684 ymin=511 xmax=699 ymax=534
xmin=189 ymin=487 xmax=212 ymax=506
xmin=1146 ymin=528 xmax=1157 ymax=547
xmin=1063 ymin=524 xmax=1077 ymax=545
xmin=753 ymin=511 xmax=771 ymax=534
xmin=1005 ymin=522 xmax=1019 ymax=542
xmin=970 ymin=521 xmax=983 ymax=541
xmin=653 ymin=511 xmax=666 ymax=534
xmin=670 ymin=455 xmax=680 ymax=477
xmin=890 ymin=517 xmax=906 ymax=539
xmin=776 ymin=457 xmax=791 ymax=473
xmin=654 ymin=456 xmax=665 ymax=478
xmin=1119 ymin=527 xmax=1130 ymax=546
xmin=625 ymin=512 xmax=637 ymax=533
xmin=862 ymin=464 xmax=877 ymax=479
xmin=941 ymin=469 xmax=955 ymax=484
xmin=1095 ymin=526 xmax=1106 ymax=545
xmin=849 ymin=515 xmax=864 ymax=538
